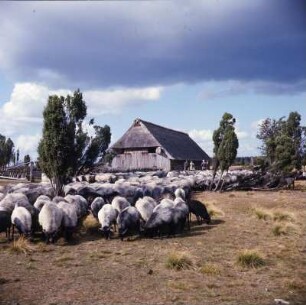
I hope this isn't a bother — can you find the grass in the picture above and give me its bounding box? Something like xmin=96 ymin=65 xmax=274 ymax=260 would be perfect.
xmin=199 ymin=263 xmax=220 ymax=275
xmin=237 ymin=250 xmax=266 ymax=268
xmin=165 ymin=251 xmax=193 ymax=271
xmin=206 ymin=201 xmax=224 ymax=217
xmin=82 ymin=214 xmax=100 ymax=232
xmin=272 ymin=223 xmax=299 ymax=236
xmin=9 ymin=236 xmax=35 ymax=255
xmin=254 ymin=208 xmax=272 ymax=220
xmin=272 ymin=210 xmax=295 ymax=222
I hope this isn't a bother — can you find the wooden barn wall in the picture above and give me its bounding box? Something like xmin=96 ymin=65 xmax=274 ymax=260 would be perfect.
xmin=112 ymin=151 xmax=171 ymax=171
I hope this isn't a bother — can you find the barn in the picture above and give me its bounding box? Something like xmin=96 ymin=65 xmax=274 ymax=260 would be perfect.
xmin=111 ymin=118 xmax=210 ymax=171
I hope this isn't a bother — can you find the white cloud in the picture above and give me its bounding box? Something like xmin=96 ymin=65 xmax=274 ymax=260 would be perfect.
xmin=199 ymin=80 xmax=306 ymax=101
xmin=0 ymin=82 xmax=162 ymax=159
xmin=85 ymin=87 xmax=162 ymax=116
xmin=188 ymin=129 xmax=213 ymax=156
xmin=15 ymin=134 xmax=41 ymax=159
xmin=188 ymin=129 xmax=212 ymax=142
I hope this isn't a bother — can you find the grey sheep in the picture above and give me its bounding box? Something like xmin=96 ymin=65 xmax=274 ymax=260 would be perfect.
xmin=117 ymin=206 xmax=141 ymax=240
xmin=57 ymin=201 xmax=78 ymax=240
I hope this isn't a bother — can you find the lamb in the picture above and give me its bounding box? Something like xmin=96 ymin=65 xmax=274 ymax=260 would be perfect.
xmin=97 ymin=204 xmax=117 ymax=239
xmin=111 ymin=196 xmax=130 ymax=215
xmin=90 ymin=197 xmax=105 ymax=218
xmin=117 ymin=206 xmax=141 ymax=240
xmin=0 ymin=211 xmax=12 ymax=240
xmin=57 ymin=201 xmax=78 ymax=240
xmin=188 ymin=200 xmax=211 ymax=224
xmin=38 ymin=202 xmax=63 ymax=243
xmin=11 ymin=206 xmax=32 ymax=238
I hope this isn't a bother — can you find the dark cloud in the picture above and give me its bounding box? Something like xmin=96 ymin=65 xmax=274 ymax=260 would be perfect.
xmin=0 ymin=0 xmax=305 ymax=89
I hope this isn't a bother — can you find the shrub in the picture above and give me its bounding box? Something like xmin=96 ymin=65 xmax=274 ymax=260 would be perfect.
xmin=166 ymin=252 xmax=193 ymax=271
xmin=237 ymin=250 xmax=265 ymax=268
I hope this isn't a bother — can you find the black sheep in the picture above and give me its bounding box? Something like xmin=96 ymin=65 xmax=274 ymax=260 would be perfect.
xmin=188 ymin=200 xmax=211 ymax=224
xmin=0 ymin=211 xmax=12 ymax=240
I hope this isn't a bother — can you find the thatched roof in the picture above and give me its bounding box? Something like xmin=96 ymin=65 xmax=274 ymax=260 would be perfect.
xmin=112 ymin=119 xmax=210 ymax=161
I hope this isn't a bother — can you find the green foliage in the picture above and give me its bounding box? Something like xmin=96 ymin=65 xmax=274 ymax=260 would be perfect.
xmin=257 ymin=112 xmax=305 ymax=173
xmin=38 ymin=89 xmax=111 ymax=195
xmin=0 ymin=134 xmax=15 ymax=168
xmin=212 ymin=113 xmax=239 ymax=175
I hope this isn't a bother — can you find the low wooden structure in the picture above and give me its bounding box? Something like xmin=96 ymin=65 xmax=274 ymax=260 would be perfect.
xmin=111 ymin=119 xmax=210 ymax=171
xmin=0 ymin=162 xmax=41 ymax=182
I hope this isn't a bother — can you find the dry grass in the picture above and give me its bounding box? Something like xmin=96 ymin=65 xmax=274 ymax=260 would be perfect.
xmin=166 ymin=251 xmax=193 ymax=271
xmin=237 ymin=250 xmax=265 ymax=268
xmin=82 ymin=214 xmax=100 ymax=232
xmin=272 ymin=223 xmax=299 ymax=236
xmin=9 ymin=236 xmax=35 ymax=255
xmin=206 ymin=200 xmax=225 ymax=217
xmin=199 ymin=263 xmax=220 ymax=275
xmin=254 ymin=207 xmax=272 ymax=220
xmin=0 ymin=182 xmax=305 ymax=305
xmin=272 ymin=210 xmax=296 ymax=222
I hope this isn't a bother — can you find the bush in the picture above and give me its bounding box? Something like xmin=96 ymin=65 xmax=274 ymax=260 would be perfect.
xmin=166 ymin=252 xmax=193 ymax=271
xmin=237 ymin=250 xmax=265 ymax=268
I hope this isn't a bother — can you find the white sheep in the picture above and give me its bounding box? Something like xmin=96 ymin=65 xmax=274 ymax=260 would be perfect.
xmin=34 ymin=195 xmax=51 ymax=211
xmin=38 ymin=202 xmax=63 ymax=243
xmin=135 ymin=196 xmax=157 ymax=223
xmin=111 ymin=196 xmax=130 ymax=215
xmin=97 ymin=204 xmax=117 ymax=239
xmin=11 ymin=206 xmax=32 ymax=238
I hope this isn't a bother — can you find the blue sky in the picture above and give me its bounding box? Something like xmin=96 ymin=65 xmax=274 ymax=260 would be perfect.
xmin=0 ymin=1 xmax=305 ymax=159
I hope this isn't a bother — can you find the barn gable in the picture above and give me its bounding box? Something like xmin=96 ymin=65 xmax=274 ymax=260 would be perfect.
xmin=111 ymin=118 xmax=210 ymax=171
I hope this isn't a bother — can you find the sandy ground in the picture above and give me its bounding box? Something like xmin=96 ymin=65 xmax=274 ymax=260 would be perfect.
xmin=0 ymin=182 xmax=305 ymax=305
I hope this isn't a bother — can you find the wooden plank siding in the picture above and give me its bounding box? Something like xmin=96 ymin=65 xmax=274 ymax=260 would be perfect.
xmin=112 ymin=151 xmax=171 ymax=171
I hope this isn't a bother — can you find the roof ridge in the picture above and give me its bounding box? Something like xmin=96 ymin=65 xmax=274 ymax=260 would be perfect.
xmin=139 ymin=119 xmax=188 ymax=136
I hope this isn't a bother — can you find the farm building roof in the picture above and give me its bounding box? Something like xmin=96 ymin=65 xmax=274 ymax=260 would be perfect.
xmin=111 ymin=119 xmax=210 ymax=161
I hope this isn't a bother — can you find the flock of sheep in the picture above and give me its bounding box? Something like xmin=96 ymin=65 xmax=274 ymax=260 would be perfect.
xmin=0 ymin=170 xmax=217 ymax=243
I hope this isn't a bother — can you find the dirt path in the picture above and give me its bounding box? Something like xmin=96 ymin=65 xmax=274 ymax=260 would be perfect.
xmin=0 ymin=189 xmax=305 ymax=305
